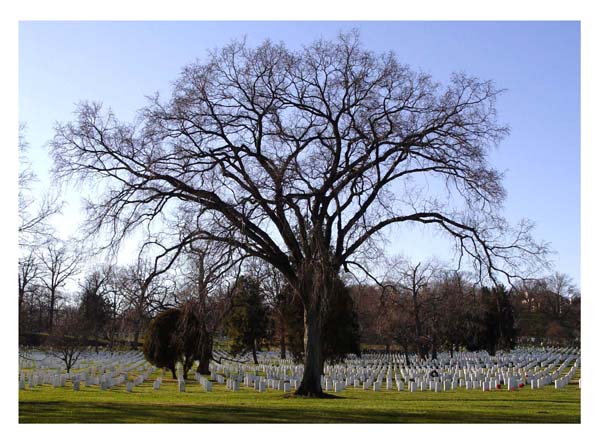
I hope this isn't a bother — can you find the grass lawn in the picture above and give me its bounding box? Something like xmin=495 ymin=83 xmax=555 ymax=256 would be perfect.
xmin=19 ymin=373 xmax=580 ymax=423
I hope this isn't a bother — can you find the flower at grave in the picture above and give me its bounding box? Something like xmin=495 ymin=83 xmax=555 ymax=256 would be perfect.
xmin=511 ymin=387 xmax=516 ymax=391
xmin=518 ymin=383 xmax=525 ymax=388
xmin=496 ymin=384 xmax=501 ymax=389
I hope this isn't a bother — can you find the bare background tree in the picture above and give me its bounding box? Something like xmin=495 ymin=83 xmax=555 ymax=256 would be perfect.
xmin=18 ymin=124 xmax=61 ymax=248
xmin=114 ymin=259 xmax=173 ymax=348
xmin=46 ymin=306 xmax=87 ymax=373
xmin=19 ymin=252 xmax=39 ymax=316
xmin=37 ymin=242 xmax=80 ymax=331
xmin=383 ymin=257 xmax=439 ymax=358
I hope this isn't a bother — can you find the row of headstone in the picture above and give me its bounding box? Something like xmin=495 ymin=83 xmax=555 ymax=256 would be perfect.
xmin=19 ymin=350 xmax=150 ymax=386
xmin=554 ymin=358 xmax=580 ymax=389
xmin=201 ymin=348 xmax=577 ymax=394
xmin=20 ymin=347 xmax=580 ymax=394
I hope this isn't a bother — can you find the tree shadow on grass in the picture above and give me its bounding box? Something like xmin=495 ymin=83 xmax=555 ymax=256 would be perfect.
xmin=19 ymin=401 xmax=580 ymax=424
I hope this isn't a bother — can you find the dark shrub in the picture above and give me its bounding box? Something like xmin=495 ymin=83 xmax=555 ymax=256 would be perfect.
xmin=142 ymin=309 xmax=180 ymax=379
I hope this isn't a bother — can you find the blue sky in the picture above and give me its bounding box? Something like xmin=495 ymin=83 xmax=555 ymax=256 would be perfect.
xmin=19 ymin=21 xmax=580 ymax=286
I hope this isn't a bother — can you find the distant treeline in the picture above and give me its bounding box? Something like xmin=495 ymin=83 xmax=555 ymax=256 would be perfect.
xmin=20 ymin=254 xmax=579 ymax=364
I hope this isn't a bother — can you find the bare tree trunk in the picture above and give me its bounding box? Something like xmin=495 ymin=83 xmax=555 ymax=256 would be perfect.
xmin=48 ymin=290 xmax=56 ymax=331
xmin=292 ymin=258 xmax=331 ymax=398
xmin=37 ymin=303 xmax=43 ymax=331
xmin=295 ymin=306 xmax=323 ymax=397
xmin=279 ymin=318 xmax=287 ymax=360
xmin=196 ymin=333 xmax=212 ymax=375
xmin=412 ymin=293 xmax=426 ymax=358
xmin=132 ymin=323 xmax=142 ymax=349
xmin=28 ymin=296 xmax=35 ymax=327
xmin=495 ymin=292 xmax=506 ymax=350
xmin=183 ymin=357 xmax=194 ymax=379
xmin=252 ymin=339 xmax=258 ymax=364
xmin=19 ymin=287 xmax=24 ymax=316
xmin=403 ymin=346 xmax=410 ymax=366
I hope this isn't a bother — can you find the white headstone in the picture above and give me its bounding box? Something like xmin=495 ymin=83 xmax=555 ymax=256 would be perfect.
xmin=334 ymin=381 xmax=344 ymax=393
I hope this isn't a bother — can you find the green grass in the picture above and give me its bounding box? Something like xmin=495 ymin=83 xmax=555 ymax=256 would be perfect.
xmin=19 ymin=373 xmax=580 ymax=423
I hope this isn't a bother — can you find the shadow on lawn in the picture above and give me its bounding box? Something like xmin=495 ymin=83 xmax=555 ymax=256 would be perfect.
xmin=19 ymin=400 xmax=580 ymax=424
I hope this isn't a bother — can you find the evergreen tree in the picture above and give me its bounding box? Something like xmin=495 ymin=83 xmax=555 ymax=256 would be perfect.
xmin=321 ymin=279 xmax=361 ymax=367
xmin=225 ymin=276 xmax=270 ymax=364
xmin=478 ymin=285 xmax=517 ymax=355
xmin=78 ymin=271 xmax=111 ymax=349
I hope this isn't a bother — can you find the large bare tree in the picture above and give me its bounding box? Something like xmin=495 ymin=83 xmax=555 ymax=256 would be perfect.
xmin=51 ymin=32 xmax=546 ymax=396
